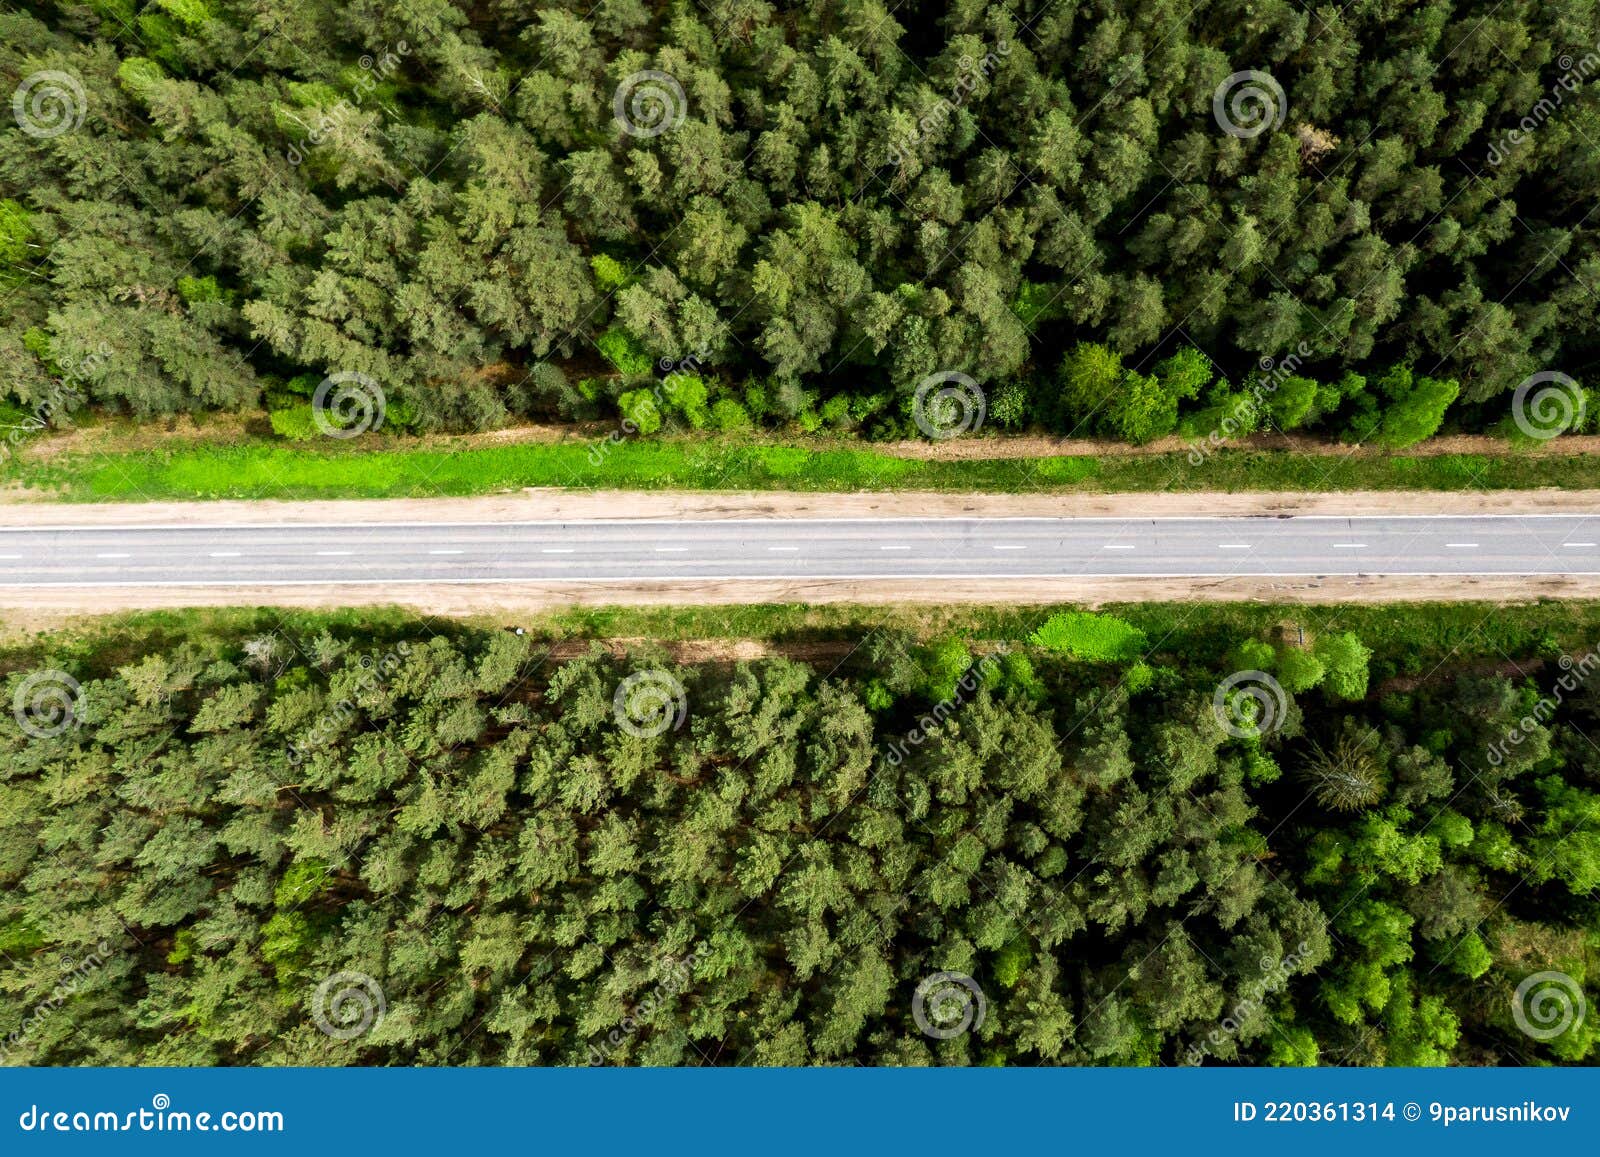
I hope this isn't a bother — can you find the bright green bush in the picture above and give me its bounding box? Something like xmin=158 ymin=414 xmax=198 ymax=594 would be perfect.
xmin=661 ymin=373 xmax=709 ymax=428
xmin=1276 ymin=647 xmax=1327 ymax=693
xmin=616 ymin=389 xmax=662 ymax=435
xmin=989 ymin=380 xmax=1030 ymax=428
xmin=1028 ymin=612 xmax=1147 ymax=661
xmin=1314 ymin=631 xmax=1373 ymax=700
xmin=597 ymin=328 xmax=653 ymax=377
xmin=590 ymin=254 xmax=630 ymax=293
xmin=268 ymin=405 xmax=318 ymax=440
xmin=1376 ymin=368 xmax=1460 ymax=448
xmin=710 ymin=398 xmax=753 ymax=434
xmin=920 ymin=636 xmax=974 ymax=701
xmin=1269 ymin=376 xmax=1319 ymax=430
xmin=0 ymin=199 xmax=32 ymax=270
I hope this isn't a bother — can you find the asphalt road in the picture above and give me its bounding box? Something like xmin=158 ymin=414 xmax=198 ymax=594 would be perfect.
xmin=0 ymin=515 xmax=1597 ymax=586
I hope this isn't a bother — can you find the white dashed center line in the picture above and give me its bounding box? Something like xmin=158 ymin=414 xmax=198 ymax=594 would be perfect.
xmin=1102 ymin=544 xmax=1135 ymax=550
xmin=768 ymin=546 xmax=799 ymax=552
xmin=209 ymin=552 xmax=241 ymax=558
xmin=880 ymin=545 xmax=910 ymax=551
xmin=96 ymin=553 xmax=130 ymax=559
xmin=542 ymin=548 xmax=575 ymax=554
xmin=428 ymin=550 xmax=463 ymax=555
xmin=314 ymin=551 xmax=352 ymax=556
xmin=1332 ymin=543 xmax=1366 ymax=549
xmin=1564 ymin=543 xmax=1595 ymax=548
xmin=654 ymin=547 xmax=688 ymax=552
xmin=1218 ymin=544 xmax=1251 ymax=550
xmin=992 ymin=545 xmax=1026 ymax=551
xmin=1445 ymin=543 xmax=1479 ymax=549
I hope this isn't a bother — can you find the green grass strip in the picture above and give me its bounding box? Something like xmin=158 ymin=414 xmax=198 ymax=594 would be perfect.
xmin=9 ymin=437 xmax=1599 ymax=501
xmin=5 ymin=601 xmax=1594 ymax=686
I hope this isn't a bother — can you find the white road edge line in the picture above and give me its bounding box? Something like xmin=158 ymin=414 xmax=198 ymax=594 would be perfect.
xmin=6 ymin=512 xmax=1600 ymax=534
xmin=11 ymin=571 xmax=1600 ymax=589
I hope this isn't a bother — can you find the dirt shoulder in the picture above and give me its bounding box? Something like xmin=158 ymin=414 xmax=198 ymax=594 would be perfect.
xmin=2 ymin=575 xmax=1596 ymax=617
xmin=5 ymin=487 xmax=1600 ymax=527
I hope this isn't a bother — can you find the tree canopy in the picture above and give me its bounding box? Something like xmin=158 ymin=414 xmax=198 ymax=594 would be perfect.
xmin=2 ymin=615 xmax=1595 ymax=1066
xmin=2 ymin=1 xmax=1597 ymax=440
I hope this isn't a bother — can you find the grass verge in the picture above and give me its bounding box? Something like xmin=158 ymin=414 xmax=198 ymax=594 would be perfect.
xmin=9 ymin=435 xmax=1599 ymax=501
xmin=3 ymin=601 xmax=1591 ymax=686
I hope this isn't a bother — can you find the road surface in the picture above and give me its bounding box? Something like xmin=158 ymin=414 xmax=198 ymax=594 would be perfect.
xmin=0 ymin=515 xmax=1596 ymax=586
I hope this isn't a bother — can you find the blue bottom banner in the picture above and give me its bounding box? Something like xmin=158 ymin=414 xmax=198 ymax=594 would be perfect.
xmin=2 ymin=1068 xmax=1595 ymax=1154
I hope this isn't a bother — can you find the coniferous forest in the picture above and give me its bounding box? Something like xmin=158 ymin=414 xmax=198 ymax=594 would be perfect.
xmin=2 ymin=1 xmax=1598 ymax=443
xmin=2 ymin=614 xmax=1597 ymax=1065
xmin=2 ymin=0 xmax=1599 ymax=1080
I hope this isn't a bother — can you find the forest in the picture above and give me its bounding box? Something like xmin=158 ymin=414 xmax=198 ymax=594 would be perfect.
xmin=1 ymin=610 xmax=1596 ymax=1065
xmin=2 ymin=1 xmax=1598 ymax=443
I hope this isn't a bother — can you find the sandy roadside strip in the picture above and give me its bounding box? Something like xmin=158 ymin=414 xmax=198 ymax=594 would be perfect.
xmin=5 ymin=487 xmax=1600 ymax=526
xmin=2 ymin=576 xmax=1597 ymax=615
